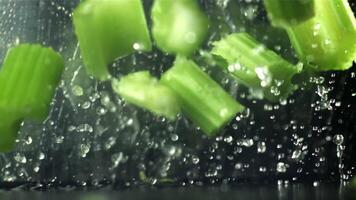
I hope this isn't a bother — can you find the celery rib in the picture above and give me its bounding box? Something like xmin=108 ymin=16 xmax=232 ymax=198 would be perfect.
xmin=212 ymin=33 xmax=302 ymax=102
xmin=73 ymin=0 xmax=152 ymax=81
xmin=112 ymin=71 xmax=180 ymax=120
xmin=161 ymin=57 xmax=244 ymax=136
xmin=286 ymin=0 xmax=356 ymax=71
xmin=0 ymin=44 xmax=64 ymax=152
xmin=263 ymin=0 xmax=315 ymax=27
xmin=151 ymin=0 xmax=209 ymax=56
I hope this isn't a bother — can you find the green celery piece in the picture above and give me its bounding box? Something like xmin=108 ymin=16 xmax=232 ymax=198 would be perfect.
xmin=112 ymin=71 xmax=180 ymax=120
xmin=286 ymin=0 xmax=356 ymax=71
xmin=160 ymin=57 xmax=244 ymax=136
xmin=73 ymin=0 xmax=152 ymax=81
xmin=263 ymin=0 xmax=315 ymax=27
xmin=151 ymin=0 xmax=209 ymax=56
xmin=212 ymin=33 xmax=302 ymax=102
xmin=0 ymin=44 xmax=64 ymax=120
xmin=0 ymin=44 xmax=64 ymax=152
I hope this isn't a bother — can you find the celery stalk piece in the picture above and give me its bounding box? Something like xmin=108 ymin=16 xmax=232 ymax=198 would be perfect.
xmin=0 ymin=44 xmax=64 ymax=120
xmin=151 ymin=0 xmax=209 ymax=56
xmin=0 ymin=44 xmax=64 ymax=152
xmin=112 ymin=71 xmax=180 ymax=120
xmin=73 ymin=0 xmax=152 ymax=81
xmin=286 ymin=0 xmax=356 ymax=71
xmin=263 ymin=0 xmax=315 ymax=27
xmin=212 ymin=33 xmax=302 ymax=102
xmin=161 ymin=57 xmax=244 ymax=136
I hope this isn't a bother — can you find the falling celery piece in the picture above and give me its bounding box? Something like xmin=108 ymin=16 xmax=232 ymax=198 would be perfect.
xmin=161 ymin=57 xmax=244 ymax=136
xmin=0 ymin=44 xmax=64 ymax=120
xmin=0 ymin=44 xmax=64 ymax=152
xmin=112 ymin=71 xmax=180 ymax=120
xmin=212 ymin=33 xmax=302 ymax=102
xmin=151 ymin=0 xmax=209 ymax=56
xmin=73 ymin=0 xmax=152 ymax=81
xmin=263 ymin=0 xmax=315 ymax=27
xmin=286 ymin=0 xmax=356 ymax=71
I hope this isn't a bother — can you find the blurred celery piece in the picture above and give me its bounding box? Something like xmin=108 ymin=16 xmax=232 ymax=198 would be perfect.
xmin=0 ymin=44 xmax=64 ymax=152
xmin=112 ymin=71 xmax=180 ymax=120
xmin=161 ymin=57 xmax=244 ymax=136
xmin=151 ymin=0 xmax=209 ymax=56
xmin=286 ymin=0 xmax=356 ymax=71
xmin=73 ymin=0 xmax=152 ymax=81
xmin=263 ymin=0 xmax=315 ymax=27
xmin=212 ymin=33 xmax=302 ymax=102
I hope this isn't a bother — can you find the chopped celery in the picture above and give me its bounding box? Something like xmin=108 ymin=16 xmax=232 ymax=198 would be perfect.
xmin=112 ymin=71 xmax=180 ymax=120
xmin=0 ymin=44 xmax=64 ymax=120
xmin=0 ymin=44 xmax=64 ymax=152
xmin=161 ymin=57 xmax=244 ymax=136
xmin=263 ymin=0 xmax=315 ymax=27
xmin=73 ymin=0 xmax=152 ymax=81
xmin=151 ymin=0 xmax=209 ymax=56
xmin=212 ymin=33 xmax=302 ymax=102
xmin=286 ymin=0 xmax=356 ymax=71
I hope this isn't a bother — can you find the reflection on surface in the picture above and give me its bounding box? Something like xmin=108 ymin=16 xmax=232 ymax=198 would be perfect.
xmin=0 ymin=183 xmax=354 ymax=200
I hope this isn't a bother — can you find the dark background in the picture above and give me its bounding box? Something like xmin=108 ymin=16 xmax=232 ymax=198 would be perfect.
xmin=0 ymin=0 xmax=355 ymax=195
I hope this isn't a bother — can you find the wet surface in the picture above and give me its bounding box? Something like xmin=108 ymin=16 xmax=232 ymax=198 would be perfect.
xmin=0 ymin=183 xmax=355 ymax=200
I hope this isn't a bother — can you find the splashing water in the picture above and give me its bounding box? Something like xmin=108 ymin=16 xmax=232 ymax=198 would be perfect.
xmin=0 ymin=0 xmax=355 ymax=189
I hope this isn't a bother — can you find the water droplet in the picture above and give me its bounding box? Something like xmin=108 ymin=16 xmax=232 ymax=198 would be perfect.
xmin=259 ymin=166 xmax=267 ymax=172
xmin=104 ymin=137 xmax=116 ymax=150
xmin=237 ymin=139 xmax=254 ymax=147
xmin=79 ymin=144 xmax=91 ymax=158
xmin=76 ymin=124 xmax=93 ymax=133
xmin=81 ymin=101 xmax=91 ymax=109
xmin=276 ymin=162 xmax=287 ymax=173
xmin=112 ymin=152 xmax=124 ymax=168
xmin=14 ymin=153 xmax=27 ymax=164
xmin=72 ymin=85 xmax=84 ymax=96
xmin=291 ymin=150 xmax=302 ymax=161
xmin=55 ymin=136 xmax=64 ymax=144
xmin=38 ymin=152 xmax=45 ymax=160
xmin=235 ymin=163 xmax=243 ymax=170
xmin=24 ymin=135 xmax=32 ymax=145
xmin=171 ymin=134 xmax=179 ymax=141
xmin=313 ymin=181 xmax=320 ymax=187
xmin=255 ymin=67 xmax=272 ymax=87
xmin=257 ymin=141 xmax=266 ymax=153
xmin=192 ymin=156 xmax=200 ymax=164
xmin=333 ymin=134 xmax=344 ymax=145
xmin=127 ymin=118 xmax=133 ymax=126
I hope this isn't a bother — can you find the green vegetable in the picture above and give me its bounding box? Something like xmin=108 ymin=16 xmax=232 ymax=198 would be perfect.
xmin=0 ymin=44 xmax=64 ymax=152
xmin=263 ymin=0 xmax=315 ymax=27
xmin=285 ymin=0 xmax=356 ymax=71
xmin=161 ymin=57 xmax=244 ymax=136
xmin=112 ymin=71 xmax=180 ymax=120
xmin=212 ymin=33 xmax=302 ymax=102
xmin=73 ymin=0 xmax=152 ymax=81
xmin=151 ymin=0 xmax=209 ymax=56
